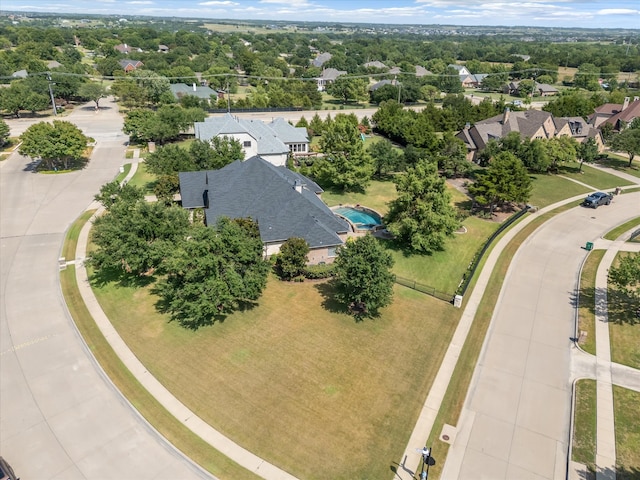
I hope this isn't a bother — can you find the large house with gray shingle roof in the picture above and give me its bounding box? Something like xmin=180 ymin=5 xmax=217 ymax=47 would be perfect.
xmin=194 ymin=113 xmax=310 ymax=167
xmin=457 ymin=108 xmax=603 ymax=161
xmin=179 ymin=156 xmax=350 ymax=264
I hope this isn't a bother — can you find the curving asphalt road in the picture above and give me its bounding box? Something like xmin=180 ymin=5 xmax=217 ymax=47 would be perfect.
xmin=0 ymin=99 xmax=210 ymax=479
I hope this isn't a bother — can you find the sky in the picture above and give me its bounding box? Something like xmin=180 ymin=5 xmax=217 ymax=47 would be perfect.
xmin=2 ymin=0 xmax=640 ymax=29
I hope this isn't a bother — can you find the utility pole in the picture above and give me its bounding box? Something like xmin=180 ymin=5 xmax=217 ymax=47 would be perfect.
xmin=47 ymin=72 xmax=57 ymax=116
xmin=226 ymin=79 xmax=231 ymax=113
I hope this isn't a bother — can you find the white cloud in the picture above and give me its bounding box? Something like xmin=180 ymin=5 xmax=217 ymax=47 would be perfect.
xmin=199 ymin=1 xmax=240 ymax=5
xmin=597 ymin=8 xmax=639 ymax=15
xmin=127 ymin=1 xmax=153 ymax=4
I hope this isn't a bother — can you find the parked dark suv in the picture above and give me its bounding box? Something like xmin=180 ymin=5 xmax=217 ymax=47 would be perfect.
xmin=0 ymin=457 xmax=18 ymax=480
xmin=583 ymin=191 xmax=613 ymax=209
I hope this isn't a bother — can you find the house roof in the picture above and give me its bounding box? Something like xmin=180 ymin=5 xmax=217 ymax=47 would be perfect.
xmin=170 ymin=83 xmax=217 ymax=100
xmin=312 ymin=52 xmax=332 ymax=68
xmin=369 ymin=79 xmax=395 ymax=92
xmin=178 ymin=157 xmax=348 ymax=249
xmin=11 ymin=69 xmax=28 ymax=78
xmin=46 ymin=60 xmax=62 ymax=69
xmin=363 ymin=61 xmax=387 ymax=69
xmin=319 ymin=68 xmax=346 ymax=81
xmin=459 ymin=109 xmax=555 ymax=151
xmin=195 ymin=113 xmax=309 ymax=157
xmin=415 ymin=66 xmax=432 ymax=77
xmin=554 ymin=116 xmax=601 ymax=140
xmin=118 ymin=59 xmax=142 ymax=69
xmin=605 ymin=98 xmax=640 ymax=127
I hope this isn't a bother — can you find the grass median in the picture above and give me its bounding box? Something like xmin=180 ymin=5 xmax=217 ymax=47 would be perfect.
xmin=577 ymin=249 xmax=606 ymax=356
xmin=572 ymin=379 xmax=597 ymax=473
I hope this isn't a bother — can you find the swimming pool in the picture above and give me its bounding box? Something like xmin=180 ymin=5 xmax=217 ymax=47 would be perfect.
xmin=333 ymin=206 xmax=383 ymax=230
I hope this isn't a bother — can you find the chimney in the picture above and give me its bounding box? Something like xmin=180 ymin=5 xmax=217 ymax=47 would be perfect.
xmin=502 ymin=107 xmax=510 ymax=125
xmin=293 ymin=179 xmax=303 ymax=193
xmin=622 ymin=97 xmax=630 ymax=111
xmin=193 ymin=83 xmax=197 ymax=92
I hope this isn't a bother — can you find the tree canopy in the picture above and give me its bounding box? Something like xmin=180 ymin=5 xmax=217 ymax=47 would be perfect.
xmin=19 ymin=120 xmax=88 ymax=170
xmin=333 ymin=235 xmax=395 ymax=318
xmin=608 ymin=252 xmax=640 ymax=300
xmin=384 ymin=158 xmax=460 ymax=254
xmin=155 ymin=218 xmax=270 ymax=329
xmin=467 ymin=151 xmax=532 ymax=212
xmin=275 ymin=237 xmax=310 ymax=280
xmin=610 ymin=127 xmax=640 ymax=167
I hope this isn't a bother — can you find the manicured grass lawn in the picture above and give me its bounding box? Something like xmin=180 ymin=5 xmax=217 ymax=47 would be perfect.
xmin=115 ymin=163 xmax=131 ymax=183
xmin=572 ymin=379 xmax=597 ymax=472
xmin=528 ymin=173 xmax=591 ymax=208
xmin=559 ymin=163 xmax=634 ymax=190
xmin=608 ymin=252 xmax=640 ymax=369
xmin=321 ymin=178 xmax=398 ymax=215
xmin=577 ymin=249 xmax=606 ymax=356
xmin=385 ymin=216 xmax=500 ymax=294
xmin=61 ymin=213 xmax=259 ymax=480
xmin=613 ymin=386 xmax=640 ymax=479
xmin=604 ymin=217 xmax=640 ymax=241
xmin=596 ymin=154 xmax=640 ymax=179
xmin=126 ymin=163 xmax=156 ymax=194
xmin=92 ymin=273 xmax=462 ymax=480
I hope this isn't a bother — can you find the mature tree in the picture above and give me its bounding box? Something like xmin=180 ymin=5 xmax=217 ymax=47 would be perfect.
xmin=90 ymin=200 xmax=190 ymax=276
xmin=437 ymin=133 xmax=472 ymax=178
xmin=609 ymin=128 xmax=640 ymax=167
xmin=520 ymin=138 xmax=551 ymax=173
xmin=367 ymin=138 xmax=401 ymax=177
xmin=110 ymin=78 xmax=147 ymax=108
xmin=578 ymin=137 xmax=600 ymax=172
xmin=190 ymin=136 xmax=243 ymax=170
xmin=326 ymin=77 xmax=369 ymax=104
xmin=608 ymin=252 xmax=640 ymax=300
xmin=574 ymin=63 xmax=601 ymax=91
xmin=0 ymin=81 xmax=50 ymax=117
xmin=275 ymin=237 xmax=310 ymax=280
xmin=544 ymin=136 xmax=578 ymax=171
xmin=517 ymin=79 xmax=536 ymax=98
xmin=312 ymin=117 xmax=374 ymax=192
xmin=78 ymin=82 xmax=109 ymax=110
xmin=156 ymin=218 xmax=270 ymax=328
xmin=467 ymin=152 xmax=532 ymax=213
xmin=0 ymin=118 xmax=9 ymax=147
xmin=333 ymin=235 xmax=395 ymax=318
xmin=123 ymin=106 xmax=204 ymax=144
xmin=19 ymin=120 xmax=88 ymax=170
xmin=385 ymin=159 xmax=460 ymax=254
xmin=131 ymin=70 xmax=171 ymax=105
xmin=94 ymin=180 xmax=144 ymax=209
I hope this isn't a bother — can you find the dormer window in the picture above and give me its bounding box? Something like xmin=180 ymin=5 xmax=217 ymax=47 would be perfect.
xmin=243 ymin=141 xmax=251 ymax=148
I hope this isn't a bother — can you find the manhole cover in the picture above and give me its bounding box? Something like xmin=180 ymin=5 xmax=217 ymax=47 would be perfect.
xmin=442 ymin=434 xmax=450 ymax=441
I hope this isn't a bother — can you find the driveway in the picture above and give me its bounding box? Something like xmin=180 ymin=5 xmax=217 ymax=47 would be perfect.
xmin=0 ymin=99 xmax=209 ymax=479
xmin=442 ymin=192 xmax=640 ymax=479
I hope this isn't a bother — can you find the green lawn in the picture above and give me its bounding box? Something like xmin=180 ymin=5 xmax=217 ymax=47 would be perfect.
xmin=386 ymin=216 xmax=500 ymax=294
xmin=528 ymin=173 xmax=591 ymax=208
xmin=608 ymin=252 xmax=640 ymax=369
xmin=578 ymin=249 xmax=606 ymax=356
xmin=92 ymin=273 xmax=463 ymax=480
xmin=320 ymin=178 xmax=398 ymax=215
xmin=126 ymin=163 xmax=156 ymax=194
xmin=559 ymin=163 xmax=634 ymax=190
xmin=604 ymin=217 xmax=640 ymax=241
xmin=613 ymin=386 xmax=640 ymax=479
xmin=572 ymin=379 xmax=597 ymax=472
xmin=596 ymin=154 xmax=640 ymax=179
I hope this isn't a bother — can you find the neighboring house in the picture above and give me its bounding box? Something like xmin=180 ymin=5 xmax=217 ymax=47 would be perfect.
xmin=363 ymin=61 xmax=387 ymax=70
xmin=158 ymin=44 xmax=169 ymax=53
xmin=194 ymin=113 xmax=310 ymax=166
xmin=554 ymin=116 xmax=604 ymax=149
xmin=369 ymin=79 xmax=395 ymax=92
xmin=46 ymin=60 xmax=62 ymax=69
xmin=170 ymin=83 xmax=221 ymax=102
xmin=312 ymin=52 xmax=332 ymax=68
xmin=118 ymin=59 xmax=143 ymax=72
xmin=456 ymin=108 xmax=603 ymax=161
xmin=11 ymin=69 xmax=28 ymax=78
xmin=178 ymin=156 xmax=350 ymax=264
xmin=114 ymin=43 xmax=142 ymax=54
xmin=415 ymin=66 xmax=433 ymax=77
xmin=504 ymin=81 xmax=559 ymax=97
xmin=594 ymin=97 xmax=640 ymax=131
xmin=316 ymin=68 xmax=347 ymax=91
xmin=448 ymin=64 xmax=487 ymax=88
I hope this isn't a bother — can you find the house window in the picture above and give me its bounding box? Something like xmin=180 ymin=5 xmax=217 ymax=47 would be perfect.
xmin=328 ymin=247 xmax=337 ymax=257
xmin=243 ymin=141 xmax=251 ymax=148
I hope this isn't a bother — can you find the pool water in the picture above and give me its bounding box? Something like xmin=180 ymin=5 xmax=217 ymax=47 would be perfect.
xmin=334 ymin=206 xmax=383 ymax=230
